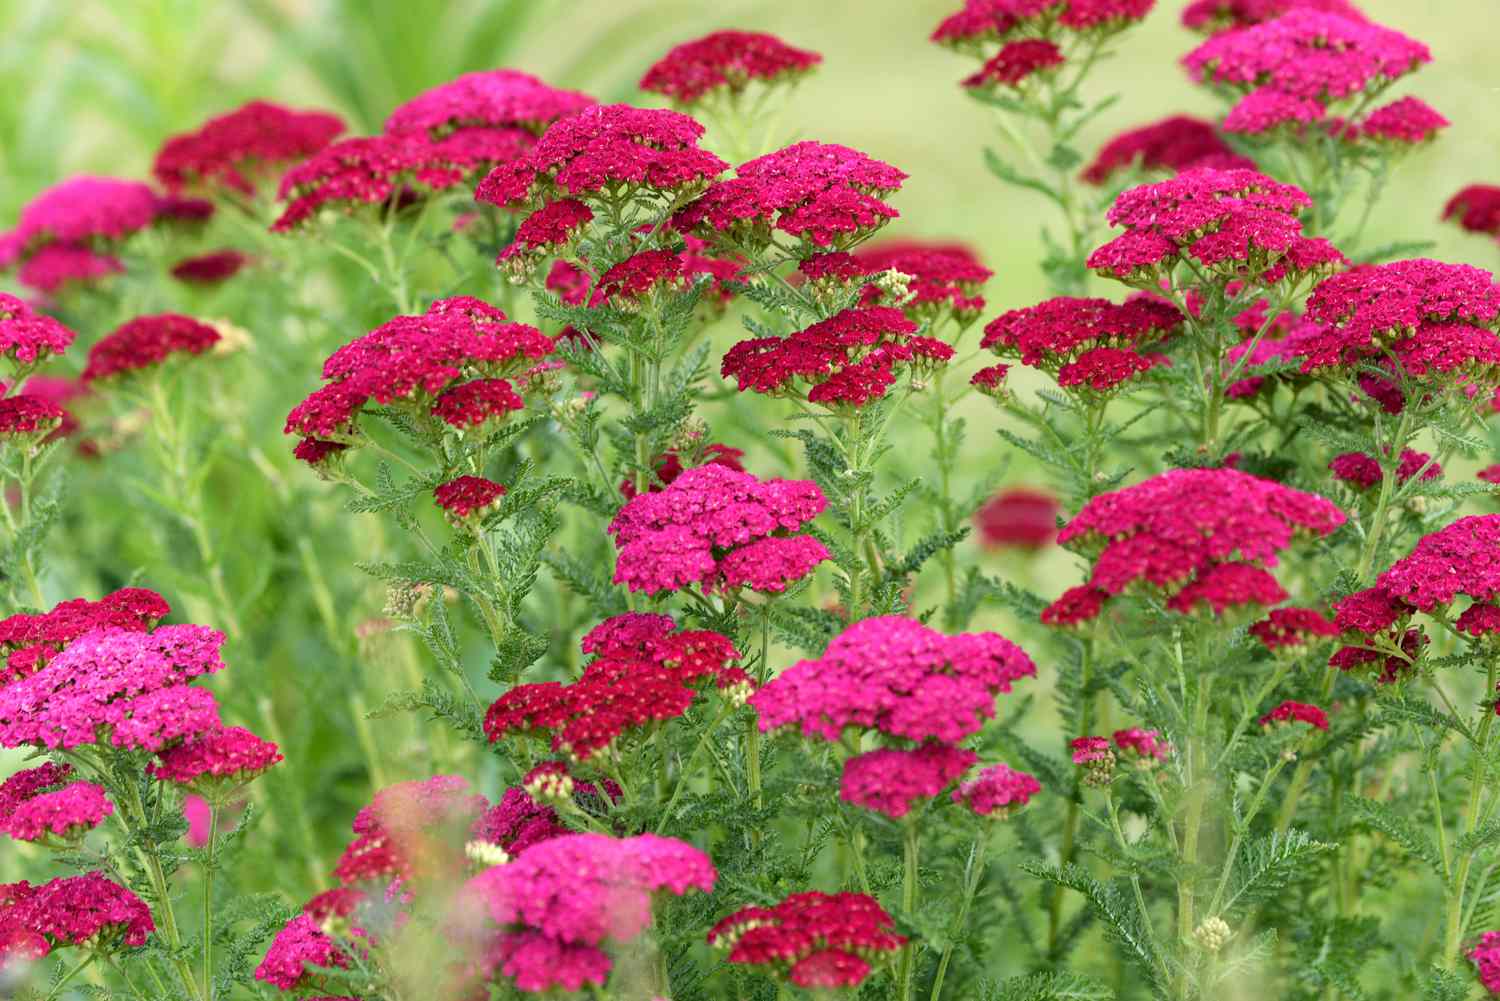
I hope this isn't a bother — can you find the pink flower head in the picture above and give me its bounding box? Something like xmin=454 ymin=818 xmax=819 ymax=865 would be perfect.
xmin=640 ymin=31 xmax=822 ymax=105
xmin=148 ymin=724 xmax=282 ymax=791
xmin=0 ymin=294 xmax=76 ymax=369
xmin=273 ymin=130 xmax=531 ymax=231
xmin=460 ymin=833 xmax=714 ymax=993
xmin=976 ymin=487 xmax=1058 ymax=549
xmin=0 ymin=587 xmax=170 ymax=683
xmin=17 ymin=244 xmax=123 ymax=293
xmin=1183 ymin=10 xmax=1430 ymax=109
xmin=1041 ymin=585 xmax=1110 ymax=628
xmin=1113 ymin=728 xmax=1169 ymax=763
xmin=334 ymin=775 xmax=488 ymax=888
xmin=0 ymin=177 xmax=158 ymax=266
xmin=1050 ymin=467 xmax=1344 ymax=621
xmin=285 ymin=297 xmax=552 ymax=447
xmin=81 ymin=313 xmax=220 ymax=383
xmin=255 ymin=914 xmax=349 ymax=991
xmin=931 ymin=0 xmax=1154 ymax=52
xmin=1084 ymin=116 xmax=1253 ymax=185
xmin=497 ymin=199 xmax=593 ymax=273
xmin=1223 ymin=87 xmax=1326 ymax=135
xmin=1071 ymin=735 xmax=1113 ymax=765
xmin=470 ymin=787 xmax=569 ymax=856
xmin=1376 ymin=515 xmax=1500 ymax=613
xmin=750 ymin=615 xmax=1036 ymax=744
xmin=1470 ymin=930 xmax=1500 ymax=993
xmin=962 ymin=39 xmax=1065 ymax=90
xmin=607 ymin=463 xmax=827 ymax=595
xmin=708 ymin=891 xmax=905 ymax=989
xmin=1259 ymin=700 xmax=1329 ymax=730
xmin=0 ymin=623 xmax=225 ymax=751
xmin=384 ymin=69 xmax=593 ymax=139
xmin=718 ymin=535 xmax=831 ymax=593
xmin=675 ymin=141 xmax=906 ymax=253
xmin=1249 ymin=606 xmax=1339 ymax=650
xmin=0 ymin=780 xmax=112 ymax=843
xmin=171 ymin=249 xmax=249 ymax=285
xmin=475 ymin=103 xmax=727 ymax=211
xmin=952 ymin=763 xmax=1042 ymax=818
xmin=722 ymin=306 xmax=948 ymax=409
xmin=1444 ymin=186 xmax=1500 ymax=236
xmin=183 ymin=794 xmax=213 ymax=847
xmin=430 ymin=378 xmax=524 ymax=431
xmin=971 ymin=363 xmax=1010 ymax=397
xmin=153 ymin=101 xmax=346 ymax=195
xmin=981 ymin=296 xmax=1182 ymax=376
xmin=596 ymin=249 xmax=686 ymax=305
xmin=851 ymin=239 xmax=992 ymax=327
xmin=840 ymin=743 xmax=978 ymax=818
xmin=1358 ymin=96 xmax=1448 ymax=144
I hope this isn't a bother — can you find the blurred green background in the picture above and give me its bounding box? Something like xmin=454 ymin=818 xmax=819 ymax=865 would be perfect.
xmin=1 ymin=0 xmax=1494 ymax=304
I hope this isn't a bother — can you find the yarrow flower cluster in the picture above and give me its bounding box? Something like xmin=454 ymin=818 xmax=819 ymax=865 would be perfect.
xmin=81 ymin=313 xmax=221 ymax=383
xmin=1249 ymin=606 xmax=1339 ymax=651
xmin=1083 ymin=116 xmax=1254 ymax=185
xmin=154 ymin=100 xmax=346 ymax=196
xmin=0 ymin=177 xmax=160 ymax=277
xmin=974 ymin=486 xmax=1059 ymax=548
xmin=328 ymin=774 xmax=488 ymax=890
xmin=931 ymin=0 xmax=1156 ymax=58
xmin=147 ymin=725 xmax=282 ymax=797
xmin=1259 ymin=700 xmax=1330 ymax=730
xmin=485 ymin=613 xmax=747 ymax=759
xmin=0 ymin=873 xmax=153 ymax=954
xmin=675 ymin=141 xmax=907 ymax=252
xmin=640 ymin=31 xmax=822 ymax=106
xmin=0 ymin=763 xmax=113 ymax=843
xmin=170 ymin=249 xmax=249 ymax=285
xmin=1328 ymin=449 xmax=1439 ymax=490
xmin=1444 ymin=185 xmax=1500 ymax=238
xmin=0 ymin=294 xmax=75 ymax=378
xmin=433 ymin=476 xmax=506 ymax=522
xmin=606 ymin=464 xmax=829 ymax=594
xmin=460 ymin=833 xmax=715 ymax=994
xmin=384 ymin=69 xmax=594 ymax=141
xmin=0 ymin=587 xmax=170 ymax=683
xmin=1042 ymin=467 xmax=1346 ymax=624
xmin=708 ymin=892 xmax=906 ymax=989
xmin=722 ymin=306 xmax=952 ymax=408
xmin=832 ymin=240 xmax=993 ymax=328
xmin=980 ymin=295 xmax=1182 ymax=393
xmin=285 ymin=296 xmax=550 ymax=462
xmin=951 ymin=762 xmax=1042 ymax=818
xmin=962 ymin=39 xmax=1065 ymax=91
xmin=1087 ymin=167 xmax=1344 ymax=287
xmin=1183 ymin=10 xmax=1432 ymax=138
xmin=1295 ymin=259 xmax=1500 ymax=402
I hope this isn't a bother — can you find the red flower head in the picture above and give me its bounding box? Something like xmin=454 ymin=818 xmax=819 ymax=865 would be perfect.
xmin=708 ymin=891 xmax=905 ymax=989
xmin=433 ymin=476 xmax=506 ymax=521
xmin=751 ymin=615 xmax=1035 ymax=745
xmin=962 ymin=39 xmax=1065 ymax=91
xmin=1045 ymin=467 xmax=1345 ymax=624
xmin=1444 ymin=186 xmax=1500 ymax=237
xmin=1259 ymin=700 xmax=1329 ymax=730
xmin=596 ymin=249 xmax=686 ymax=305
xmin=148 ymin=725 xmax=283 ymax=794
xmin=0 ymin=395 xmax=65 ymax=439
xmin=840 ymin=744 xmax=978 ymax=819
xmin=1358 ymin=96 xmax=1448 ymax=144
xmin=971 ymin=363 xmax=1010 ymax=398
xmin=476 ymin=104 xmax=727 ymax=212
xmin=154 ymin=101 xmax=345 ymax=196
xmin=1113 ymin=727 xmax=1169 ymax=763
xmin=976 ymin=487 xmax=1059 ymax=548
xmin=641 ymin=31 xmax=822 ymax=105
xmin=952 ymin=762 xmax=1042 ymax=818
xmin=498 ymin=199 xmax=593 ymax=275
xmin=1084 ymin=116 xmax=1254 ymax=185
xmin=981 ymin=295 xmax=1182 ymax=393
xmin=932 ymin=0 xmax=1155 ymax=54
xmin=0 ymin=780 xmax=113 ymax=843
xmin=170 ymin=249 xmax=249 ymax=285
xmin=675 ymin=141 xmax=906 ymax=253
xmin=1249 ymin=606 xmax=1339 ymax=651
xmin=722 ymin=306 xmax=949 ymax=409
xmin=852 ymin=239 xmax=993 ymax=327
xmin=82 ymin=314 xmax=220 ymax=383
xmin=1469 ymin=930 xmax=1500 ymax=994
xmin=430 ymin=379 xmax=524 ymax=432
xmin=3 ymin=873 xmax=153 ymax=951
xmin=1328 ymin=449 xmax=1439 ymax=491
xmin=255 ymin=914 xmax=350 ymax=990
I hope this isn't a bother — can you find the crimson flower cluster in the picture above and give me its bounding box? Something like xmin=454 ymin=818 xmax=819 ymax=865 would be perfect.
xmin=1444 ymin=185 xmax=1500 ymax=239
xmin=797 ymin=239 xmax=993 ymax=329
xmin=1249 ymin=606 xmax=1339 ymax=652
xmin=1259 ymin=700 xmax=1330 ymax=730
xmin=1183 ymin=9 xmax=1432 ymax=139
xmin=1180 ymin=0 xmax=1367 ymax=35
xmin=931 ymin=0 xmax=1156 ymax=61
xmin=1296 ymin=259 xmax=1500 ymax=405
xmin=273 ymin=70 xmax=590 ymax=231
xmin=1043 ymin=467 xmax=1346 ymax=624
xmin=1328 ymin=449 xmax=1439 ymax=491
xmin=460 ymin=832 xmax=715 ymax=993
xmin=975 ymin=487 xmax=1060 ymax=548
xmin=607 ymin=463 xmax=829 ymax=594
xmin=154 ymin=100 xmax=345 ymax=196
xmin=485 ymin=613 xmax=747 ymax=760
xmin=722 ymin=306 xmax=952 ymax=409
xmin=0 ymin=293 xmax=74 ymax=378
xmin=980 ymin=294 xmax=1182 ymax=393
xmin=170 ymin=249 xmax=249 ymax=285
xmin=0 ymin=177 xmax=163 ymax=293
xmin=0 ymin=763 xmax=112 ymax=844
xmin=752 ymin=615 xmax=1035 ymax=818
xmin=1088 ymin=167 xmax=1344 ymax=287
xmin=675 ymin=141 xmax=907 ymax=253
xmin=0 ymin=873 xmax=153 ymax=960
xmin=1083 ymin=115 xmax=1254 ymax=185
xmin=708 ymin=891 xmax=906 ymax=989
xmin=0 ymin=586 xmax=168 ymax=682
xmin=285 ymin=296 xmax=550 ymax=463
xmin=639 ymin=30 xmax=822 ymax=106
xmin=81 ymin=313 xmax=221 ymax=383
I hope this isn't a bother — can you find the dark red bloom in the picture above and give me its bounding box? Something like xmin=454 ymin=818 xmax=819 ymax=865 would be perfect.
xmin=153 ymin=101 xmax=345 ymax=195
xmin=81 ymin=314 xmax=220 ymax=383
xmin=708 ymin=891 xmax=905 ymax=989
xmin=963 ymin=39 xmax=1064 ymax=89
xmin=433 ymin=476 xmax=506 ymax=519
xmin=1084 ymin=116 xmax=1253 ymax=185
xmin=170 ymin=249 xmax=248 ymax=285
xmin=596 ymin=249 xmax=685 ymax=304
xmin=430 ymin=378 xmax=524 ymax=430
xmin=1443 ymin=185 xmax=1500 ymax=236
xmin=640 ymin=31 xmax=822 ymax=105
xmin=0 ymin=395 xmax=65 ymax=436
xmin=1249 ymin=606 xmax=1338 ymax=650
xmin=852 ymin=239 xmax=992 ymax=325
xmin=1259 ymin=700 xmax=1329 ymax=729
xmin=975 ymin=487 xmax=1059 ymax=548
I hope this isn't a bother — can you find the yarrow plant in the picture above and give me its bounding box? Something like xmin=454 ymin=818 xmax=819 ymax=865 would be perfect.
xmin=8 ymin=7 xmax=1500 ymax=1001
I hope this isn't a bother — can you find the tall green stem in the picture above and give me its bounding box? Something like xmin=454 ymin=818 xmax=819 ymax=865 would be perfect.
xmin=124 ymin=781 xmax=205 ymax=1001
xmin=202 ymin=804 xmax=219 ymax=999
xmin=898 ymin=822 xmax=922 ymax=1001
xmin=1176 ymin=675 xmax=1213 ymax=999
xmin=929 ymin=833 xmax=990 ymax=1001
xmin=1443 ymin=657 xmax=1499 ymax=967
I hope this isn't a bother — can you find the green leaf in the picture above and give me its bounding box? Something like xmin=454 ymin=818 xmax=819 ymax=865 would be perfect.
xmin=1349 ymin=796 xmax=1443 ymax=873
xmin=1221 ymin=829 xmax=1335 ymax=915
xmin=983 ymin=971 xmax=1115 ymax=1001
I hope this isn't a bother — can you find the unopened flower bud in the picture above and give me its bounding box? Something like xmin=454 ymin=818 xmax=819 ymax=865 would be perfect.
xmin=1194 ymin=916 xmax=1231 ymax=953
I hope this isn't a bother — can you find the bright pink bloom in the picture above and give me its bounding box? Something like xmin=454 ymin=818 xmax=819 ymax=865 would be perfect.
xmin=1 ymin=781 xmax=112 ymax=842
xmin=1223 ymin=87 xmax=1325 ymax=134
xmin=498 ymin=199 xmax=592 ymax=270
xmin=17 ymin=244 xmax=123 ymax=292
xmin=981 ymin=295 xmax=1181 ymax=369
xmin=0 ymin=294 xmax=76 ymax=368
xmin=1181 ymin=0 xmax=1367 ymax=34
xmin=255 ymin=914 xmax=349 ymax=990
xmin=840 ymin=744 xmax=978 ymax=818
xmin=640 ymin=31 xmax=821 ymax=104
xmin=1328 ymin=449 xmax=1439 ymax=490
xmin=1377 ymin=515 xmax=1500 ymax=612
xmin=0 ymin=177 xmax=158 ymax=266
xmin=4 ymin=873 xmax=153 ymax=949
xmin=1041 ymin=585 xmax=1109 ymax=627
xmin=750 ymin=615 xmax=1035 ymax=744
xmin=1459 ymin=605 xmax=1500 ymax=640
xmin=149 ymin=725 xmax=282 ymax=786
xmin=1470 ymin=930 xmax=1500 ymax=993
xmin=1359 ymin=96 xmax=1448 ymax=143
xmin=718 ymin=535 xmax=831 ymax=593
xmin=952 ymin=763 xmax=1042 ymax=817
xmin=384 ymin=69 xmax=593 ymax=138
xmin=1071 ymin=736 xmax=1112 ymax=765
xmin=1113 ymin=728 xmax=1169 ymax=761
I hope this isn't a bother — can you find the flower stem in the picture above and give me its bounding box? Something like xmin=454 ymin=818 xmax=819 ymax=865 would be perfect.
xmin=898 ymin=821 xmax=922 ymax=1001
xmin=124 ymin=781 xmax=205 ymax=1001
xmin=928 ymin=833 xmax=990 ymax=1001
xmin=1443 ymin=656 xmax=1499 ymax=967
xmin=202 ymin=804 xmax=218 ymax=1000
